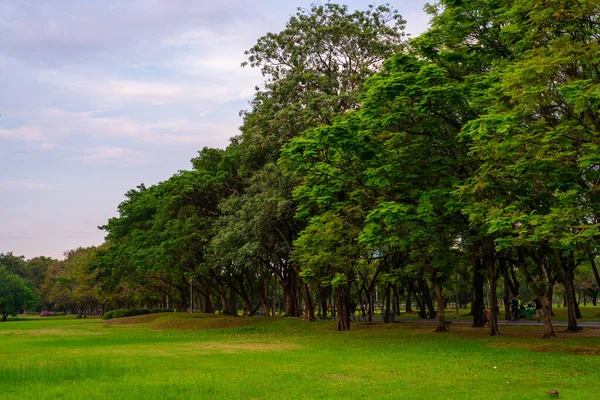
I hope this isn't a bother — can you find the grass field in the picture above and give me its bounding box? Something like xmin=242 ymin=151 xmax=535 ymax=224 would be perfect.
xmin=1 ymin=310 xmax=600 ymax=400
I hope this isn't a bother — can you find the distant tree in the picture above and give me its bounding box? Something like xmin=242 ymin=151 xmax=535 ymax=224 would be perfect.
xmin=0 ymin=267 xmax=36 ymax=321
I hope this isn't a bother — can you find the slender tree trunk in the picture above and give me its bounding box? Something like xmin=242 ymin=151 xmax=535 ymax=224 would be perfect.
xmin=485 ymin=249 xmax=500 ymax=336
xmin=419 ymin=278 xmax=436 ymax=319
xmin=546 ymin=280 xmax=555 ymax=316
xmin=302 ymin=284 xmax=316 ymax=321
xmin=571 ymin=280 xmax=582 ymax=319
xmin=393 ymin=284 xmax=400 ymax=315
xmin=503 ymin=276 xmax=511 ymax=321
xmin=588 ymin=250 xmax=600 ymax=289
xmin=319 ymin=286 xmax=328 ymax=319
xmin=261 ymin=279 xmax=270 ymax=317
xmin=405 ymin=283 xmax=413 ymax=312
xmin=335 ymin=285 xmax=350 ymax=331
xmin=383 ymin=283 xmax=392 ymax=324
xmin=434 ymin=276 xmax=447 ymax=332
xmin=367 ymin=288 xmax=374 ymax=322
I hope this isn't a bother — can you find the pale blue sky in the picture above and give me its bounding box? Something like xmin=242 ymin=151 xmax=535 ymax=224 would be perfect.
xmin=0 ymin=0 xmax=431 ymax=259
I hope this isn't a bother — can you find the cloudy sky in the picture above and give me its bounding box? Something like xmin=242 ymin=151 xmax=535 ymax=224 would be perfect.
xmin=0 ymin=0 xmax=431 ymax=259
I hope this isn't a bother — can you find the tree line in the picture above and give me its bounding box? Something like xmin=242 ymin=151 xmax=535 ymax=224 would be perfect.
xmin=3 ymin=1 xmax=600 ymax=338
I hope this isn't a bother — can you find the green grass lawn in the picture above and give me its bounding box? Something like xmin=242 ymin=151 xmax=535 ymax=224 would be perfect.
xmin=1 ymin=312 xmax=599 ymax=400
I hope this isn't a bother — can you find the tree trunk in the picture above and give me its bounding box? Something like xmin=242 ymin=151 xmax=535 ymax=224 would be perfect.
xmin=203 ymin=292 xmax=214 ymax=314
xmin=563 ymin=277 xmax=580 ymax=332
xmin=434 ymin=277 xmax=447 ymax=332
xmin=405 ymin=283 xmax=413 ymax=312
xmin=588 ymin=250 xmax=600 ymax=289
xmin=383 ymin=283 xmax=392 ymax=323
xmin=229 ymin=288 xmax=238 ymax=317
xmin=419 ymin=278 xmax=436 ymax=319
xmin=2 ymin=312 xmax=8 ymax=321
xmin=367 ymin=288 xmax=374 ymax=322
xmin=485 ymin=250 xmax=500 ymax=336
xmin=472 ymin=259 xmax=486 ymax=327
xmin=334 ymin=285 xmax=350 ymax=331
xmin=319 ymin=286 xmax=328 ymax=319
xmin=302 ymin=284 xmax=316 ymax=321
xmin=503 ymin=275 xmax=511 ymax=321
xmin=283 ymin=277 xmax=300 ymax=317
xmin=261 ymin=279 xmax=270 ymax=317
xmin=217 ymin=285 xmax=230 ymax=315
xmin=393 ymin=284 xmax=400 ymax=315
xmin=571 ymin=280 xmax=582 ymax=319
xmin=540 ymin=295 xmax=557 ymax=339
xmin=546 ymin=280 xmax=556 ymax=316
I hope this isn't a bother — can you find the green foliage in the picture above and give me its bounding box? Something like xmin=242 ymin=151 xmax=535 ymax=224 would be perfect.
xmin=0 ymin=267 xmax=36 ymax=321
xmin=102 ymin=311 xmax=115 ymax=320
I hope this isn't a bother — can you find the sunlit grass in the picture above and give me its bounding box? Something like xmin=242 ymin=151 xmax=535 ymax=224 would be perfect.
xmin=1 ymin=311 xmax=599 ymax=399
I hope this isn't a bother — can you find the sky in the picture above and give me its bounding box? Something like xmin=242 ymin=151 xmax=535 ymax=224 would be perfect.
xmin=0 ymin=0 xmax=431 ymax=259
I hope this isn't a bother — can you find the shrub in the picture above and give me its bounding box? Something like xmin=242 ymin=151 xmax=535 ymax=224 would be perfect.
xmin=150 ymin=308 xmax=173 ymax=314
xmin=112 ymin=309 xmax=128 ymax=319
xmin=102 ymin=311 xmax=115 ymax=320
xmin=39 ymin=311 xmax=56 ymax=317
xmin=102 ymin=308 xmax=169 ymax=320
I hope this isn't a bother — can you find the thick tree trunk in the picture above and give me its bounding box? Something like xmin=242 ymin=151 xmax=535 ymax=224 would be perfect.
xmin=217 ymin=286 xmax=230 ymax=315
xmin=472 ymin=259 xmax=486 ymax=327
xmin=334 ymin=285 xmax=351 ymax=331
xmin=242 ymin=297 xmax=254 ymax=316
xmin=540 ymin=295 xmax=558 ymax=339
xmin=434 ymin=277 xmax=447 ymax=332
xmin=229 ymin=288 xmax=238 ymax=317
xmin=283 ymin=277 xmax=300 ymax=317
xmin=563 ymin=277 xmax=581 ymax=332
xmin=2 ymin=312 xmax=7 ymax=321
xmin=203 ymin=292 xmax=214 ymax=314
xmin=485 ymin=251 xmax=500 ymax=336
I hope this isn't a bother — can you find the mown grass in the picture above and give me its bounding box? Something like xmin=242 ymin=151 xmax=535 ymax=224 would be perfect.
xmin=1 ymin=312 xmax=599 ymax=399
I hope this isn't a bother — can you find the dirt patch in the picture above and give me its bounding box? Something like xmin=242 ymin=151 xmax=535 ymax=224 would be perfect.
xmin=103 ymin=313 xmax=167 ymax=325
xmin=201 ymin=341 xmax=299 ymax=353
xmin=141 ymin=340 xmax=299 ymax=357
xmin=0 ymin=329 xmax=104 ymax=336
xmin=149 ymin=315 xmax=276 ymax=331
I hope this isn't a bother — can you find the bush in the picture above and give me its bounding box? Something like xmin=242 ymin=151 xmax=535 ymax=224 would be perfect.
xmin=39 ymin=311 xmax=55 ymax=317
xmin=112 ymin=309 xmax=128 ymax=319
xmin=102 ymin=308 xmax=171 ymax=320
xmin=102 ymin=311 xmax=115 ymax=320
xmin=150 ymin=308 xmax=173 ymax=314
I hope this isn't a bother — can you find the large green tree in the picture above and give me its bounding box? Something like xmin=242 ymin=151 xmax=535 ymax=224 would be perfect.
xmin=0 ymin=267 xmax=36 ymax=321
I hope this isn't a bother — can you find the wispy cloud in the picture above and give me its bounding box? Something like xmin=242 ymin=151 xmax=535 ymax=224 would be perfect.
xmin=0 ymin=180 xmax=51 ymax=191
xmin=71 ymin=146 xmax=150 ymax=166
